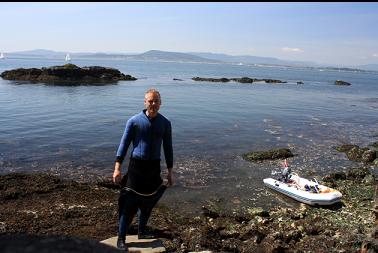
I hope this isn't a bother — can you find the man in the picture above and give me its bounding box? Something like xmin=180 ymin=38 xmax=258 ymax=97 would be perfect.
xmin=113 ymin=88 xmax=173 ymax=251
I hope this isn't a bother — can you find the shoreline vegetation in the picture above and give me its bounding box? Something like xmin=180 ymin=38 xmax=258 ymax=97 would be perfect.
xmin=1 ymin=143 xmax=377 ymax=252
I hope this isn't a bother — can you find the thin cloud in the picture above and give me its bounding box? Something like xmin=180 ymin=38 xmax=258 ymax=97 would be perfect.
xmin=281 ymin=47 xmax=304 ymax=53
xmin=373 ymin=53 xmax=378 ymax=57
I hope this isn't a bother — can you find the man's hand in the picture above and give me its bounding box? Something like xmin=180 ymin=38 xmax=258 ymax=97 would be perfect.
xmin=113 ymin=162 xmax=122 ymax=184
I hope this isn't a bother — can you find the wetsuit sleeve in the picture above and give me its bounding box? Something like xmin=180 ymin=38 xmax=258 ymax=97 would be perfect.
xmin=116 ymin=119 xmax=134 ymax=164
xmin=163 ymin=120 xmax=173 ymax=168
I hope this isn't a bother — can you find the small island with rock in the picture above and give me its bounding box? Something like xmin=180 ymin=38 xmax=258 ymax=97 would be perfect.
xmin=0 ymin=64 xmax=137 ymax=85
xmin=192 ymin=76 xmax=287 ymax=84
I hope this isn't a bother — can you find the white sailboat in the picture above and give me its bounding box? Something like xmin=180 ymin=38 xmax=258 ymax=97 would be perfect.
xmin=65 ymin=53 xmax=71 ymax=61
xmin=0 ymin=52 xmax=5 ymax=59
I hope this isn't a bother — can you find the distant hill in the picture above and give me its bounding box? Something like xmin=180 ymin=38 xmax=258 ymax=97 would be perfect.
xmin=126 ymin=50 xmax=220 ymax=63
xmin=5 ymin=49 xmax=377 ymax=72
xmin=9 ymin=49 xmax=66 ymax=58
xmin=189 ymin=52 xmax=318 ymax=67
xmin=7 ymin=49 xmax=220 ymax=63
xmin=355 ymin=64 xmax=378 ymax=71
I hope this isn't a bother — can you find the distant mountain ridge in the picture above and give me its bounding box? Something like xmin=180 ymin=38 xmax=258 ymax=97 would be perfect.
xmin=131 ymin=50 xmax=220 ymax=63
xmin=5 ymin=49 xmax=378 ymax=71
xmin=188 ymin=52 xmax=318 ymax=67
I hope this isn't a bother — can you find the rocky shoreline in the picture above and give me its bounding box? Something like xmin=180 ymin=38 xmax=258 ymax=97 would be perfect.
xmin=0 ymin=64 xmax=137 ymax=85
xmin=0 ymin=164 xmax=376 ymax=252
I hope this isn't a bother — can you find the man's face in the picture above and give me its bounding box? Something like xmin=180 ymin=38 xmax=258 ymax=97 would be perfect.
xmin=144 ymin=92 xmax=161 ymax=117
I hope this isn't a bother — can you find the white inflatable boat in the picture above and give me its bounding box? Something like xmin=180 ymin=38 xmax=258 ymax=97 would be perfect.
xmin=263 ymin=173 xmax=342 ymax=206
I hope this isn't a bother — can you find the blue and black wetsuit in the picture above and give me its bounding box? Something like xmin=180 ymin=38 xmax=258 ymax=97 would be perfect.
xmin=116 ymin=109 xmax=173 ymax=194
xmin=116 ymin=109 xmax=173 ymax=239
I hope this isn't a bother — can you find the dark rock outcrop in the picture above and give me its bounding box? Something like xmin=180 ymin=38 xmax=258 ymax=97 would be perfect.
xmin=335 ymin=144 xmax=359 ymax=152
xmin=242 ymin=148 xmax=294 ymax=161
xmin=335 ymin=80 xmax=351 ymax=86
xmin=0 ymin=64 xmax=137 ymax=85
xmin=192 ymin=76 xmax=287 ymax=84
xmin=335 ymin=144 xmax=377 ymax=164
xmin=230 ymin=77 xmax=254 ymax=83
xmin=192 ymin=77 xmax=230 ymax=82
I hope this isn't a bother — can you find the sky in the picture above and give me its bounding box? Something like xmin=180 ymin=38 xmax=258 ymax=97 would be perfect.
xmin=1 ymin=2 xmax=378 ymax=66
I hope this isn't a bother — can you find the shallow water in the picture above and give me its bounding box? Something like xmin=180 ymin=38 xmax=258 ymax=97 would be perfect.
xmin=1 ymin=58 xmax=377 ymax=214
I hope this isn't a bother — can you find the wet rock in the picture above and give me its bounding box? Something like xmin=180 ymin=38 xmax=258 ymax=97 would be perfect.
xmin=346 ymin=167 xmax=371 ymax=180
xmin=242 ymin=148 xmax=294 ymax=161
xmin=362 ymin=150 xmax=377 ymax=163
xmin=363 ymin=174 xmax=375 ymax=185
xmin=192 ymin=76 xmax=287 ymax=84
xmin=373 ymin=159 xmax=378 ymax=166
xmin=201 ymin=206 xmax=220 ymax=219
xmin=335 ymin=80 xmax=352 ymax=86
xmin=192 ymin=77 xmax=230 ymax=82
xmin=247 ymin=207 xmax=269 ymax=218
xmin=262 ymin=78 xmax=287 ymax=84
xmin=297 ymin=81 xmax=304 ymax=84
xmin=230 ymin=77 xmax=254 ymax=83
xmin=1 ymin=64 xmax=137 ymax=84
xmin=284 ymin=230 xmax=303 ymax=243
xmin=336 ymin=143 xmax=377 ymax=165
xmin=0 ymin=173 xmax=62 ymax=201
xmin=96 ymin=179 xmax=120 ymax=190
xmin=347 ymin=147 xmax=369 ymax=162
xmin=335 ymin=144 xmax=359 ymax=152
xmin=369 ymin=141 xmax=378 ymax=148
xmin=323 ymin=171 xmax=347 ymax=182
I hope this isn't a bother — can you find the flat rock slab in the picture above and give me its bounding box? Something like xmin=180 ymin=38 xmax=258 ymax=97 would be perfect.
xmin=100 ymin=235 xmax=165 ymax=253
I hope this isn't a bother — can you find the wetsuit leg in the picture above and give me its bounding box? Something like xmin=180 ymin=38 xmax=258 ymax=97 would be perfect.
xmin=137 ymin=186 xmax=167 ymax=234
xmin=118 ymin=191 xmax=139 ymax=239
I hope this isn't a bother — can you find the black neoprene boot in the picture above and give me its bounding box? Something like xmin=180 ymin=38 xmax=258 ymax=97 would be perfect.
xmin=117 ymin=237 xmax=128 ymax=251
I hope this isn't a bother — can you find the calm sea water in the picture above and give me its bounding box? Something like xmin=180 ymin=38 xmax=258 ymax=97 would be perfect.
xmin=1 ymin=58 xmax=377 ymax=214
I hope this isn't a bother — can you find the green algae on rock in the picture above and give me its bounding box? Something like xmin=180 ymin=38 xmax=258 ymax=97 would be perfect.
xmin=242 ymin=148 xmax=294 ymax=161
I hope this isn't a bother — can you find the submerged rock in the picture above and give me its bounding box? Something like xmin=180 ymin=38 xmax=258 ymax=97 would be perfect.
xmin=335 ymin=80 xmax=352 ymax=86
xmin=0 ymin=64 xmax=137 ymax=85
xmin=335 ymin=144 xmax=359 ymax=152
xmin=242 ymin=148 xmax=294 ymax=161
